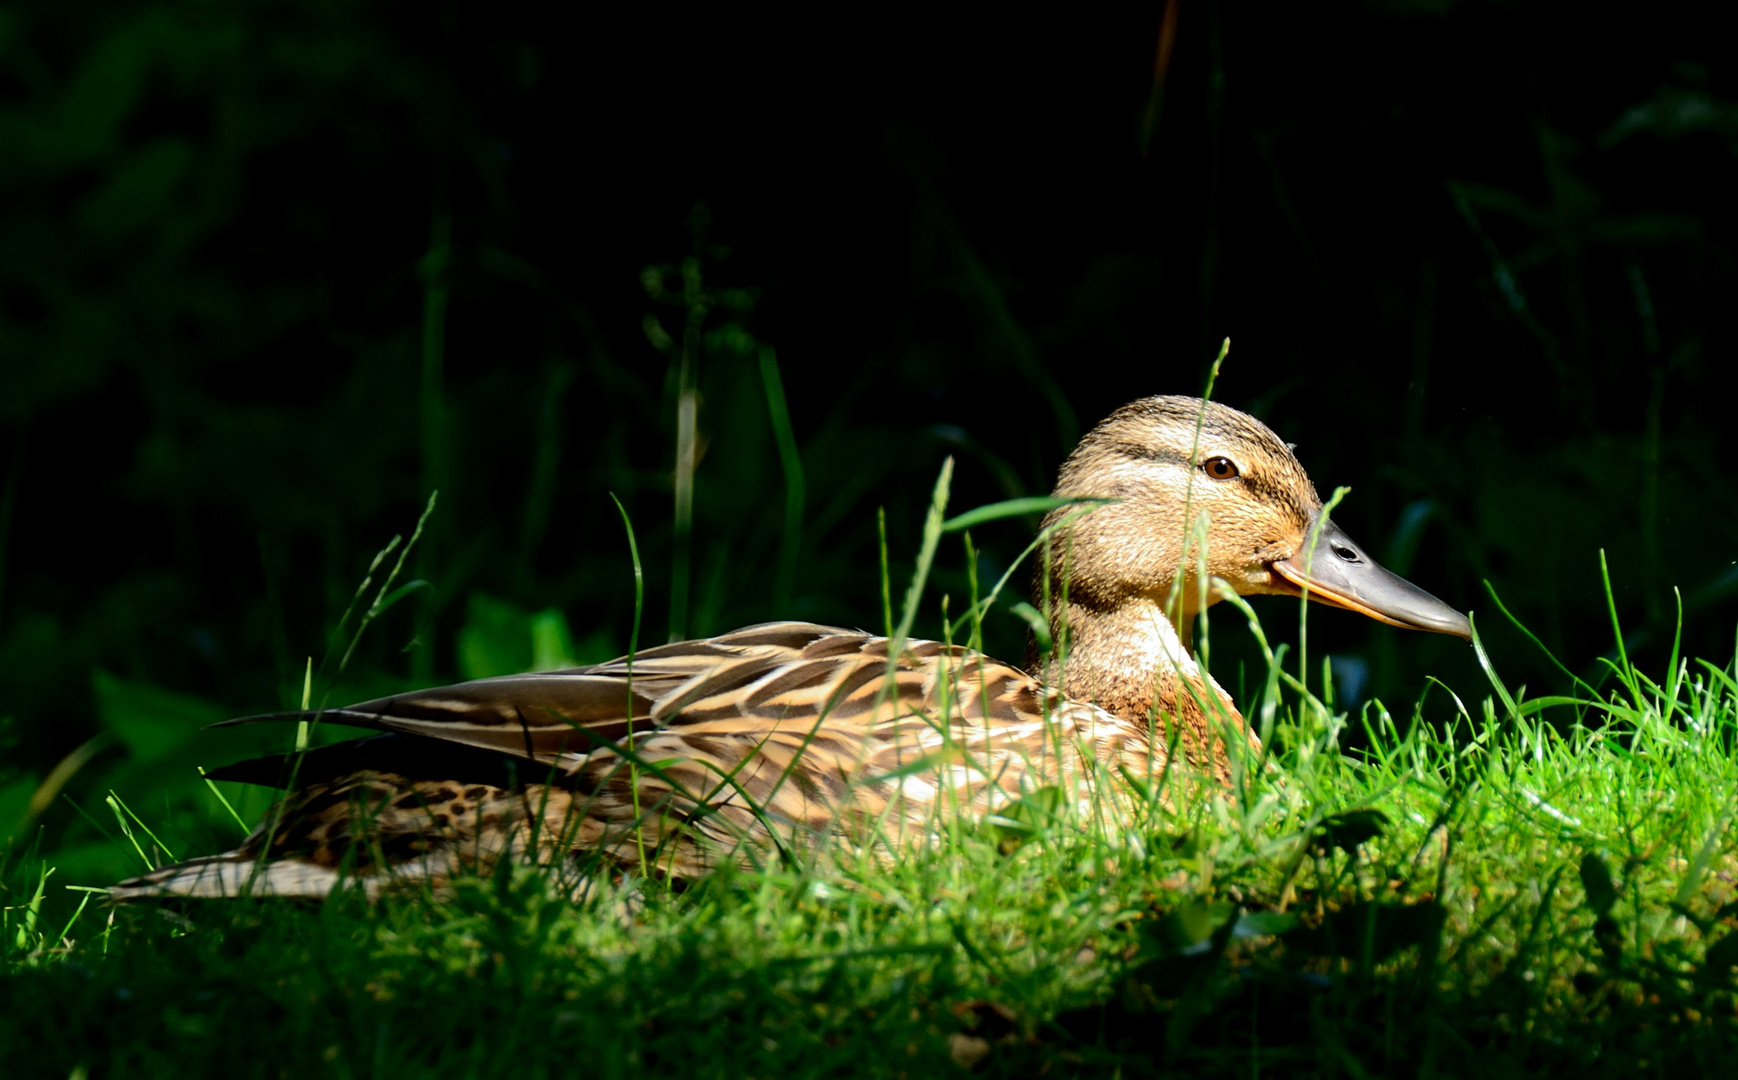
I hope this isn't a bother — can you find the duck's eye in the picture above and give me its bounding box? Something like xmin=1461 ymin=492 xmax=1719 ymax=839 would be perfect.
xmin=1202 ymin=456 xmax=1240 ymax=481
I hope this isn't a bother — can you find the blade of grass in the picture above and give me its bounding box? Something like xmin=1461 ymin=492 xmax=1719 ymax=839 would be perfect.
xmin=889 ymin=462 xmax=953 ymax=654
xmin=1483 ymin=579 xmax=1599 ymax=698
xmin=942 ymin=496 xmax=1113 ymax=533
xmin=1599 ymin=549 xmax=1640 ymax=704
xmin=759 ymin=346 xmax=805 ymax=608
xmin=105 ymin=795 xmax=154 ymax=871
xmin=13 ymin=864 xmax=48 ymax=950
xmin=609 ymin=491 xmax=648 ymax=879
xmin=878 ymin=506 xmax=893 ymax=640
xmin=1165 ymin=337 xmax=1228 ymax=627
xmin=339 ymin=491 xmax=438 ymax=674
xmin=945 ymin=502 xmax=1115 ymax=640
xmin=197 ymin=766 xmax=250 ymax=837
xmin=1470 ymin=614 xmax=1520 ymax=722
xmin=51 ymin=891 xmax=91 ymax=952
xmin=1295 ymin=485 xmax=1351 ymax=696
xmin=295 ymin=656 xmax=312 ymax=752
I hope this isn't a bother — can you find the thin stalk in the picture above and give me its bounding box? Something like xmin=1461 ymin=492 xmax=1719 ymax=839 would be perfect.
xmin=669 ymin=257 xmax=708 ymax=642
xmin=889 ymin=459 xmax=954 ymax=658
xmin=14 ymin=865 xmax=47 ymax=950
xmin=106 ymin=795 xmax=158 ymax=870
xmin=197 ymin=766 xmax=250 ymax=837
xmin=1166 ymin=337 xmax=1228 ymax=630
xmin=945 ymin=502 xmax=1113 ymax=641
xmin=877 ymin=507 xmax=893 ymax=639
xmin=51 ymin=892 xmax=91 ymax=953
xmin=1599 ymin=549 xmax=1638 ymax=701
xmin=759 ymin=346 xmax=805 ymax=609
xmin=294 ymin=657 xmax=312 ymax=751
xmin=1296 ymin=485 xmax=1351 ymax=697
xmin=610 ymin=493 xmax=649 ymax=880
xmin=255 ymin=495 xmax=437 ymax=891
xmin=337 ymin=492 xmax=438 ymax=675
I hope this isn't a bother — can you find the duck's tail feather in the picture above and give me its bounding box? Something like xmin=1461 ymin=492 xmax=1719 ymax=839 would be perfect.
xmin=204 ymin=734 xmax=548 ymax=791
xmin=108 ymin=852 xmax=352 ymax=900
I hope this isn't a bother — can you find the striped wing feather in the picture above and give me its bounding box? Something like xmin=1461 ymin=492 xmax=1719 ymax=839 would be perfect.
xmin=124 ymin=622 xmax=1159 ymax=896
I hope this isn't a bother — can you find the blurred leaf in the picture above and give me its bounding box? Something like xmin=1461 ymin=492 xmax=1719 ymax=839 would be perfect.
xmin=0 ymin=776 xmax=37 ymax=846
xmin=77 ymin=139 xmax=193 ymax=234
xmin=30 ymin=838 xmax=139 ymax=890
xmin=1603 ymin=86 xmax=1738 ymax=147
xmin=1290 ymin=902 xmax=1445 ymax=963
xmin=92 ymin=670 xmax=225 ymax=762
xmin=1586 ymin=213 xmax=1704 ymax=246
xmin=1009 ymin=602 xmax=1051 ymax=655
xmin=983 ymin=786 xmax=1063 ymax=854
xmin=529 ymin=609 xmax=577 ymax=671
xmin=458 ymin=595 xmax=583 ymax=676
xmin=860 ymin=747 xmax=964 ymax=789
xmin=1312 ymin=809 xmax=1389 ymax=855
xmin=1145 ymin=903 xmax=1296 ymax=953
xmin=1593 ymin=915 xmax=1624 ymax=968
xmin=1231 ymin=911 xmax=1298 ymax=939
xmin=568 ymin=627 xmax=620 ymax=667
xmin=49 ymin=27 xmax=149 ymax=168
xmin=1165 ymin=831 xmax=1201 ymax=859
xmin=369 ymin=580 xmax=430 ymax=620
xmin=703 ymin=323 xmax=758 ymax=355
xmin=1148 ymin=899 xmax=1235 ymax=954
xmin=457 ymin=592 xmax=533 ymax=680
xmin=1127 ymin=900 xmax=1250 ymax=1003
xmin=1580 ymin=852 xmax=1618 ymax=916
xmin=1701 ymin=932 xmax=1738 ymax=985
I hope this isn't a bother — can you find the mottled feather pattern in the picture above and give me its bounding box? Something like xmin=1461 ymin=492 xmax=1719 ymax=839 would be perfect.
xmin=115 ymin=622 xmax=1177 ymax=896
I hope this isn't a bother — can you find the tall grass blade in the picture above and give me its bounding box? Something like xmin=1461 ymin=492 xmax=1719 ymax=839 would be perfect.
xmin=1165 ymin=337 xmax=1229 ymax=626
xmin=1599 ymin=548 xmax=1638 ymax=701
xmin=295 ymin=656 xmax=312 ymax=752
xmin=197 ymin=766 xmax=250 ymax=836
xmin=609 ymin=492 xmax=648 ymax=879
xmin=889 ymin=459 xmax=954 ymax=658
xmin=877 ymin=507 xmax=893 ymax=640
xmin=942 ymin=496 xmax=1113 ymax=533
xmin=758 ymin=346 xmax=805 ymax=608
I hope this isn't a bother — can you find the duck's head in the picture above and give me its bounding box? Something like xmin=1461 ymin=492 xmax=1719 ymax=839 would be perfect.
xmin=1043 ymin=395 xmax=1470 ymax=641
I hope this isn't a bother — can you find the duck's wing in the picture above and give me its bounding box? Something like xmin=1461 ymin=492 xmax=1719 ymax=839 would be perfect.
xmin=120 ymin=622 xmax=1138 ymax=898
xmin=208 ymin=621 xmax=1013 ymax=776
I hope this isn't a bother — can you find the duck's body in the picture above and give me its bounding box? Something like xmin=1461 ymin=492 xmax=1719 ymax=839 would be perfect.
xmin=117 ymin=623 xmax=1191 ymax=896
xmin=115 ymin=397 xmax=1468 ymax=899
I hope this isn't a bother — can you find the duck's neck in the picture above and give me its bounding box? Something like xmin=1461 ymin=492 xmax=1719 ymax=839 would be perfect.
xmin=1041 ymin=597 xmax=1250 ymax=768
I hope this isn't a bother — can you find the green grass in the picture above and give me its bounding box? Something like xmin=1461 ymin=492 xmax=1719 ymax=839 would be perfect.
xmin=6 ymin=505 xmax=1738 ymax=1077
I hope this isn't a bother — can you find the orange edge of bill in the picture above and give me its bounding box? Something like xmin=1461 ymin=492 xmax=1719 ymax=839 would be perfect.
xmin=1269 ymin=560 xmax=1418 ymax=633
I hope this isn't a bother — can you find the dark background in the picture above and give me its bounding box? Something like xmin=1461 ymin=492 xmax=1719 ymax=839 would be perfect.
xmin=4 ymin=1 xmax=1736 ymax=870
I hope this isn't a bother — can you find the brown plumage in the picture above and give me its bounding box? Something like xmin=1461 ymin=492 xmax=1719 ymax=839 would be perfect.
xmin=113 ymin=396 xmax=1469 ymax=899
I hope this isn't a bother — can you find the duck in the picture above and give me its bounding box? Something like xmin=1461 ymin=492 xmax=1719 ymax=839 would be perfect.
xmin=112 ymin=396 xmax=1470 ymax=899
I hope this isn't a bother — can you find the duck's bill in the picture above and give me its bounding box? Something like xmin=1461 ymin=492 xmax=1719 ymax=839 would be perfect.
xmin=1271 ymin=518 xmax=1471 ymax=640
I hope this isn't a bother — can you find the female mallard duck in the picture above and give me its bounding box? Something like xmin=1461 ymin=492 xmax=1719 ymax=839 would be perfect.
xmin=114 ymin=397 xmax=1469 ymax=898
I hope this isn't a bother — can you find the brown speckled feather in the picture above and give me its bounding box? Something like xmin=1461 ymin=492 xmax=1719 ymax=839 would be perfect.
xmin=114 ymin=622 xmax=1175 ymax=897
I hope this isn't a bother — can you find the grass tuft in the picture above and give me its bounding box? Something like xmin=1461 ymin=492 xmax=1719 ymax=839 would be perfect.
xmin=7 ymin=524 xmax=1738 ymax=1076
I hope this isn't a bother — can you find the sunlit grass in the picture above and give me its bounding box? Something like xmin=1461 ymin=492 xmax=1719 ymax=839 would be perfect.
xmin=5 ymin=497 xmax=1738 ymax=1076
